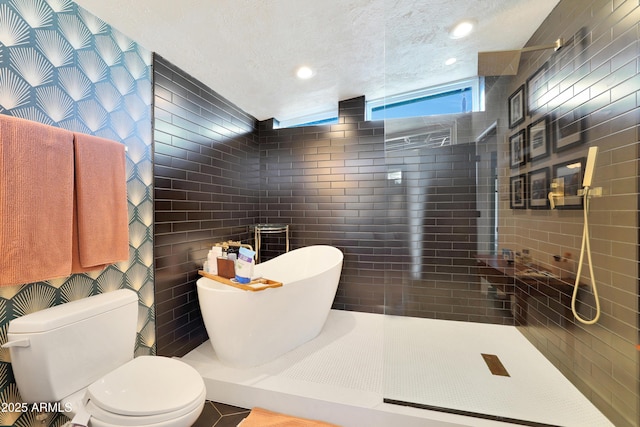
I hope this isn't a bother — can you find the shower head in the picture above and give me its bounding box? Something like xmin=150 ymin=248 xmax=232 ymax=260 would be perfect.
xmin=583 ymin=146 xmax=598 ymax=187
xmin=477 ymin=50 xmax=522 ymax=76
xmin=478 ymin=38 xmax=564 ymax=76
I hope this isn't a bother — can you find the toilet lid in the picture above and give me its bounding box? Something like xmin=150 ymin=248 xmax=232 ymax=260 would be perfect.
xmin=87 ymin=356 xmax=205 ymax=416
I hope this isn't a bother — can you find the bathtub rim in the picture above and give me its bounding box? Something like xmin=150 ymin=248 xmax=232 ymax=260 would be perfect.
xmin=196 ymin=245 xmax=343 ymax=293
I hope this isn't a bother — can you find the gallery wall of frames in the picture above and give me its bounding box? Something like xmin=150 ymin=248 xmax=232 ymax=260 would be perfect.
xmin=507 ymin=32 xmax=588 ymax=211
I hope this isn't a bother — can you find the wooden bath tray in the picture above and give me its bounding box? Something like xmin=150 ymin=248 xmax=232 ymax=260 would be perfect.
xmin=198 ymin=270 xmax=282 ymax=292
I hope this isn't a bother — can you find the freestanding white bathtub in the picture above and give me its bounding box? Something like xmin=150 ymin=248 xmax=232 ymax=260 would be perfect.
xmin=196 ymin=245 xmax=343 ymax=368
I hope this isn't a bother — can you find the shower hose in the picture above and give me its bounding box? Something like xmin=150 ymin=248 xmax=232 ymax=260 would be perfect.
xmin=571 ymin=186 xmax=600 ymax=325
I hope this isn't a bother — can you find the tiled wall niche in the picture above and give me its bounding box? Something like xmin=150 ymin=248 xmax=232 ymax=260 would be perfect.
xmin=0 ymin=1 xmax=154 ymax=425
xmin=153 ymin=55 xmax=260 ymax=357
xmin=496 ymin=0 xmax=640 ymax=425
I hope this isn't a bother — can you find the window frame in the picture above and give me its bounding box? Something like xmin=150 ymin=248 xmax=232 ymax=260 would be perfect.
xmin=274 ymin=110 xmax=338 ymax=129
xmin=366 ymin=77 xmax=485 ymax=121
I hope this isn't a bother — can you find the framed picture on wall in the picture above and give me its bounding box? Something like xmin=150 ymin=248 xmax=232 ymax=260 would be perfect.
xmin=526 ymin=62 xmax=548 ymax=117
xmin=552 ymin=158 xmax=585 ymax=209
xmin=552 ymin=110 xmax=584 ymax=153
xmin=509 ymin=130 xmax=526 ymax=169
xmin=508 ymin=84 xmax=525 ymax=129
xmin=527 ymin=116 xmax=550 ymax=163
xmin=528 ymin=167 xmax=550 ymax=209
xmin=510 ymin=174 xmax=527 ymax=209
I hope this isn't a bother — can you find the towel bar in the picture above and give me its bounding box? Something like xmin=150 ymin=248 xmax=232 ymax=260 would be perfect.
xmin=251 ymin=223 xmax=289 ymax=263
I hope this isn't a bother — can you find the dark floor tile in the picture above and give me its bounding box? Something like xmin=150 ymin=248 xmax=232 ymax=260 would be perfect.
xmin=192 ymin=401 xmax=220 ymax=427
xmin=212 ymin=401 xmax=251 ymax=416
xmin=191 ymin=400 xmax=250 ymax=427
xmin=214 ymin=411 xmax=249 ymax=427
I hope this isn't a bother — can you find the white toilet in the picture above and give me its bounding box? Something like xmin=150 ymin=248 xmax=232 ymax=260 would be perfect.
xmin=3 ymin=289 xmax=206 ymax=427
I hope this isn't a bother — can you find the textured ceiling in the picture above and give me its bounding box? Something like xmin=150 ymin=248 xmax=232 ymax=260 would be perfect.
xmin=73 ymin=0 xmax=561 ymax=122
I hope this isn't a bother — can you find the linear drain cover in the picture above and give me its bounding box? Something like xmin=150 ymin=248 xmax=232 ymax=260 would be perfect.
xmin=481 ymin=353 xmax=510 ymax=377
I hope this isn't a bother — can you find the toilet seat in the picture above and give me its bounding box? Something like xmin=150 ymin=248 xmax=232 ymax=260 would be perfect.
xmin=83 ymin=356 xmax=206 ymax=426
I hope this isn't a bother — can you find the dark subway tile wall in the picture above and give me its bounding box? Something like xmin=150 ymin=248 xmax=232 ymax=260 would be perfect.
xmin=383 ymin=143 xmax=512 ymax=323
xmin=258 ymin=97 xmax=389 ymax=311
xmin=497 ymin=1 xmax=640 ymax=425
xmin=153 ymin=55 xmax=260 ymax=357
xmin=259 ymin=97 xmax=512 ymax=323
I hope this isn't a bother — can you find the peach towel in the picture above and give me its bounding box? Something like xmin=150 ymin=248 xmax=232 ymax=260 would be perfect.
xmin=73 ymin=133 xmax=129 ymax=269
xmin=240 ymin=407 xmax=341 ymax=427
xmin=0 ymin=114 xmax=75 ymax=286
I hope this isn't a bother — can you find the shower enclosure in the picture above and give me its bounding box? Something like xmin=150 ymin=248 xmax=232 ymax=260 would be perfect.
xmin=381 ymin=113 xmax=502 ymax=320
xmin=379 ymin=3 xmax=514 ymax=418
xmin=380 ymin=109 xmax=519 ymax=420
xmin=380 ymin=1 xmax=639 ymax=426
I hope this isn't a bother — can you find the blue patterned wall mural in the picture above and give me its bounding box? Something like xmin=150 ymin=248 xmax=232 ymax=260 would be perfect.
xmin=0 ymin=0 xmax=153 ymax=425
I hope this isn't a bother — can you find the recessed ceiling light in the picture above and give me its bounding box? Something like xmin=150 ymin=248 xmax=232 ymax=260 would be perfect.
xmin=445 ymin=57 xmax=457 ymax=66
xmin=296 ymin=66 xmax=314 ymax=79
xmin=449 ymin=20 xmax=475 ymax=39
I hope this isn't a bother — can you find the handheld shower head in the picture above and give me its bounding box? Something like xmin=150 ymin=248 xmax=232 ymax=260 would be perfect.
xmin=571 ymin=145 xmax=601 ymax=325
xmin=583 ymin=146 xmax=598 ymax=187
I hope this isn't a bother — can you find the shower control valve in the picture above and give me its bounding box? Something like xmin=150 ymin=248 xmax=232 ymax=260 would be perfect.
xmin=548 ymin=179 xmax=564 ymax=209
xmin=577 ymin=187 xmax=602 ymax=197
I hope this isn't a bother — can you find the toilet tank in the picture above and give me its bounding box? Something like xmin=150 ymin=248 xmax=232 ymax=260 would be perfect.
xmin=4 ymin=289 xmax=138 ymax=403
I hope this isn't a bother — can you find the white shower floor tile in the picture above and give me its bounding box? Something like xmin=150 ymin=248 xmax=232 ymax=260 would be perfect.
xmin=180 ymin=309 xmax=613 ymax=427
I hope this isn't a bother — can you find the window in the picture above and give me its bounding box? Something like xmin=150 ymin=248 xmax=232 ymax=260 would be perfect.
xmin=276 ymin=77 xmax=484 ymax=128
xmin=367 ymin=77 xmax=484 ymax=121
xmin=274 ymin=110 xmax=338 ymax=129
